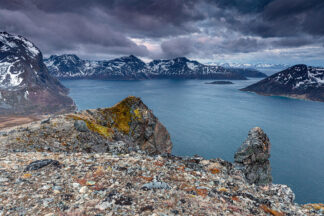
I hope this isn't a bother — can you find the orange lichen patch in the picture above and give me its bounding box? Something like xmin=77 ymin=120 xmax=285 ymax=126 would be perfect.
xmin=210 ymin=168 xmax=220 ymax=174
xmin=179 ymin=184 xmax=209 ymax=197
xmin=139 ymin=176 xmax=153 ymax=182
xmin=303 ymin=203 xmax=324 ymax=211
xmin=196 ymin=188 xmax=208 ymax=197
xmin=61 ymin=142 xmax=67 ymax=146
xmin=260 ymin=205 xmax=284 ymax=216
xmin=22 ymin=173 xmax=32 ymax=179
xmin=76 ymin=179 xmax=87 ymax=186
xmin=177 ymin=166 xmax=185 ymax=172
xmin=232 ymin=196 xmax=240 ymax=202
xmin=154 ymin=161 xmax=164 ymax=166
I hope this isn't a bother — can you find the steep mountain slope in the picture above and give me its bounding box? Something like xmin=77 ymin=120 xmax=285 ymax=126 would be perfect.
xmin=241 ymin=64 xmax=324 ymax=102
xmin=0 ymin=32 xmax=75 ymax=115
xmin=45 ymin=55 xmax=247 ymax=80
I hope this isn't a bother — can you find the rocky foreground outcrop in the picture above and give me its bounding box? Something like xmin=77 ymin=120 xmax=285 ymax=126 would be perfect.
xmin=0 ymin=96 xmax=172 ymax=155
xmin=0 ymin=32 xmax=75 ymax=115
xmin=0 ymin=98 xmax=323 ymax=215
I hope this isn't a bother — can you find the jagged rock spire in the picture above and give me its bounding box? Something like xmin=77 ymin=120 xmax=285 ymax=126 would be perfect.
xmin=234 ymin=127 xmax=272 ymax=185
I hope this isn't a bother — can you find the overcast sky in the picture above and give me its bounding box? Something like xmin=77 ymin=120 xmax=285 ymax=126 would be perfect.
xmin=1 ymin=0 xmax=323 ymax=65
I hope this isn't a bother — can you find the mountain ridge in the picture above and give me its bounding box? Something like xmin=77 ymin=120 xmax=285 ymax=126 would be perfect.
xmin=45 ymin=54 xmax=267 ymax=80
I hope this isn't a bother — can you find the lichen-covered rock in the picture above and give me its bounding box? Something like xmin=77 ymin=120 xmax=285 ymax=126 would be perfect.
xmin=0 ymin=96 xmax=172 ymax=155
xmin=234 ymin=127 xmax=272 ymax=185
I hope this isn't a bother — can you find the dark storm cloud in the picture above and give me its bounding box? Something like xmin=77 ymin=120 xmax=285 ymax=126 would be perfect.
xmin=0 ymin=0 xmax=323 ymax=64
xmin=242 ymin=0 xmax=324 ymax=37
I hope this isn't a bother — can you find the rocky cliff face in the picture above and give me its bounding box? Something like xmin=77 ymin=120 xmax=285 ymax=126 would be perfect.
xmin=241 ymin=64 xmax=324 ymax=102
xmin=0 ymin=96 xmax=172 ymax=155
xmin=0 ymin=32 xmax=75 ymax=115
xmin=44 ymin=54 xmax=248 ymax=80
xmin=234 ymin=127 xmax=272 ymax=185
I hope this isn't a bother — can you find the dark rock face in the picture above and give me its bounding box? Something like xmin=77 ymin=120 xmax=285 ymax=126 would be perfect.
xmin=205 ymin=81 xmax=234 ymax=84
xmin=241 ymin=64 xmax=324 ymax=102
xmin=1 ymin=96 xmax=172 ymax=155
xmin=45 ymin=54 xmax=247 ymax=80
xmin=0 ymin=32 xmax=75 ymax=115
xmin=234 ymin=127 xmax=272 ymax=185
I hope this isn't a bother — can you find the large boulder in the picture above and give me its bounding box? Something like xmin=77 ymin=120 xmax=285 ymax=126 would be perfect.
xmin=234 ymin=127 xmax=272 ymax=185
xmin=0 ymin=96 xmax=172 ymax=155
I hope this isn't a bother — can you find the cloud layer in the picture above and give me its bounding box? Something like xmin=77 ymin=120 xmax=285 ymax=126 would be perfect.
xmin=0 ymin=0 xmax=323 ymax=65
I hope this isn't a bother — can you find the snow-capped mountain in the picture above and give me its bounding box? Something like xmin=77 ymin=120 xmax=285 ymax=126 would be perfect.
xmin=45 ymin=55 xmax=256 ymax=80
xmin=0 ymin=32 xmax=75 ymax=115
xmin=241 ymin=64 xmax=324 ymax=102
xmin=211 ymin=62 xmax=290 ymax=75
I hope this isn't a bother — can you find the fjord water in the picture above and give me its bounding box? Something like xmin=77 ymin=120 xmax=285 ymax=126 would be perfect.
xmin=62 ymin=79 xmax=324 ymax=204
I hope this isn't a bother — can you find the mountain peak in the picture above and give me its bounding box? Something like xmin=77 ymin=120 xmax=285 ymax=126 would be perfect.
xmin=0 ymin=32 xmax=41 ymax=59
xmin=120 ymin=54 xmax=142 ymax=62
xmin=173 ymin=57 xmax=189 ymax=62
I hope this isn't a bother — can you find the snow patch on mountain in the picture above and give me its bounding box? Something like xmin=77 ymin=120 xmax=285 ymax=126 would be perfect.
xmin=0 ymin=61 xmax=23 ymax=88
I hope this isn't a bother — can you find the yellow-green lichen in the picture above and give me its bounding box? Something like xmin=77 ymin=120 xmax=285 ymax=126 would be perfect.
xmin=67 ymin=96 xmax=143 ymax=137
xmin=85 ymin=121 xmax=113 ymax=138
xmin=67 ymin=114 xmax=113 ymax=138
xmin=134 ymin=108 xmax=142 ymax=120
xmin=101 ymin=96 xmax=142 ymax=134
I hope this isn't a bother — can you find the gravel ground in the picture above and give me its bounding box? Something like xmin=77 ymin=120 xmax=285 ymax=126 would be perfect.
xmin=0 ymin=151 xmax=322 ymax=215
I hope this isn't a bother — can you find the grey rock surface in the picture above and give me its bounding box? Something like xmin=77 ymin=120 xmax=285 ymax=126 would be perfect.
xmin=234 ymin=127 xmax=272 ymax=185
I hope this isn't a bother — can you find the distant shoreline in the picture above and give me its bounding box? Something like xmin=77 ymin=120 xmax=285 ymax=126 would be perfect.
xmin=0 ymin=115 xmax=41 ymax=130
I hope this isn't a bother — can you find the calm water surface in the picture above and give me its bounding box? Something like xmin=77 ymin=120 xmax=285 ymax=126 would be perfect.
xmin=62 ymin=79 xmax=324 ymax=204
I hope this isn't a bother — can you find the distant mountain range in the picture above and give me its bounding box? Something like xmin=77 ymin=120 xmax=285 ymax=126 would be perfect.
xmin=0 ymin=32 xmax=75 ymax=115
xmin=210 ymin=63 xmax=290 ymax=75
xmin=44 ymin=54 xmax=267 ymax=80
xmin=241 ymin=64 xmax=324 ymax=102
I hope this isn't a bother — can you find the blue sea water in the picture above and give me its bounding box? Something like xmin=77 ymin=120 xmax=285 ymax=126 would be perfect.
xmin=62 ymin=79 xmax=324 ymax=204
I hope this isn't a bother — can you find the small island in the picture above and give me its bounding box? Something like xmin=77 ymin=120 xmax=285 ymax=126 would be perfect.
xmin=205 ymin=81 xmax=234 ymax=85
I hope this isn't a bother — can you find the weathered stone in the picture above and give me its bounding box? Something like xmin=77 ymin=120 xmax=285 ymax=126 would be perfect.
xmin=74 ymin=120 xmax=89 ymax=132
xmin=142 ymin=177 xmax=171 ymax=190
xmin=24 ymin=159 xmax=61 ymax=171
xmin=234 ymin=127 xmax=272 ymax=185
